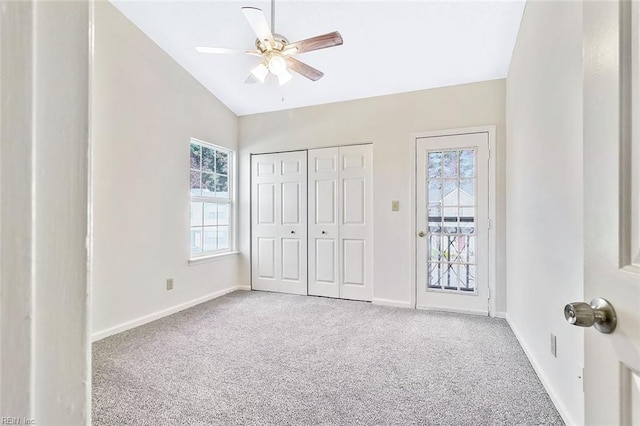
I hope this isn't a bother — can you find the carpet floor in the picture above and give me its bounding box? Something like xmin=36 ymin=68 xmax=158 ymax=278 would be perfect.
xmin=93 ymin=291 xmax=563 ymax=425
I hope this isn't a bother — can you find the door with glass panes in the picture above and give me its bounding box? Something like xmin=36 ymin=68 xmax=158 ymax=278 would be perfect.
xmin=416 ymin=132 xmax=490 ymax=314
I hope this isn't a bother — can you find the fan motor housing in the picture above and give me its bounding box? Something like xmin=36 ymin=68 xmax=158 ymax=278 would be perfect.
xmin=255 ymin=34 xmax=289 ymax=53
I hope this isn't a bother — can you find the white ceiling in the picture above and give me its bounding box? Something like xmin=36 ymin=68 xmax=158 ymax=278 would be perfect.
xmin=110 ymin=1 xmax=525 ymax=116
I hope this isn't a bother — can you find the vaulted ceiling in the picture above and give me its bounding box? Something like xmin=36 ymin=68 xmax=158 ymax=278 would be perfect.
xmin=111 ymin=1 xmax=525 ymax=116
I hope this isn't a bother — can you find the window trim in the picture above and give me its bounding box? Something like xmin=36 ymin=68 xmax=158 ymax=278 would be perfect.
xmin=189 ymin=138 xmax=235 ymax=260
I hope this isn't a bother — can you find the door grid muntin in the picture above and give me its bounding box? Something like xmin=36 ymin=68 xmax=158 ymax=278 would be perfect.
xmin=426 ymin=148 xmax=477 ymax=294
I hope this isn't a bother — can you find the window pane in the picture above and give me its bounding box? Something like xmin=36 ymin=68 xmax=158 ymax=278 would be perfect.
xmin=461 ymin=264 xmax=476 ymax=291
xmin=460 ymin=179 xmax=475 ymax=204
xmin=460 ymin=150 xmax=475 ymax=178
xmin=190 ymin=170 xmax=202 ymax=196
xmin=204 ymin=202 xmax=217 ymax=226
xmin=202 ymin=146 xmax=216 ymax=174
xmin=217 ymin=203 xmax=229 ymax=226
xmin=216 ymin=151 xmax=229 ymax=175
xmin=190 ymin=143 xmax=201 ymax=170
xmin=443 ymin=151 xmax=458 ymax=178
xmin=443 ymin=180 xmax=458 ymax=205
xmin=202 ymin=172 xmax=215 ymax=197
xmin=216 ymin=175 xmax=229 ymax=198
xmin=428 ymin=152 xmax=441 ymax=178
xmin=428 ymin=181 xmax=442 ymax=205
xmin=190 ymin=228 xmax=203 ymax=254
xmin=217 ymin=226 xmax=229 ymax=250
xmin=428 ymin=207 xmax=441 ymax=233
xmin=191 ymin=202 xmax=203 ymax=226
xmin=203 ymin=227 xmax=217 ymax=252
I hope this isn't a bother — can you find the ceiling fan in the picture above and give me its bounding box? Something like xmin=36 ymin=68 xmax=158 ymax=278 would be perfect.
xmin=195 ymin=1 xmax=343 ymax=85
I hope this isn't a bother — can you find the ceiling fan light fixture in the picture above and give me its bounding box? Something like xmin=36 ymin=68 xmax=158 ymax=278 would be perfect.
xmin=277 ymin=69 xmax=293 ymax=86
xmin=267 ymin=54 xmax=287 ymax=76
xmin=250 ymin=62 xmax=269 ymax=83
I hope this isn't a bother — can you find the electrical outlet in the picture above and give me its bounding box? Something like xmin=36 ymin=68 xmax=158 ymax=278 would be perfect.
xmin=550 ymin=333 xmax=557 ymax=357
xmin=391 ymin=200 xmax=400 ymax=211
xmin=166 ymin=278 xmax=174 ymax=291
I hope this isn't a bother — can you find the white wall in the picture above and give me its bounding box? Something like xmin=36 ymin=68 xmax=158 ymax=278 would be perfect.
xmin=1 ymin=1 xmax=90 ymax=423
xmin=506 ymin=2 xmax=584 ymax=424
xmin=238 ymin=80 xmax=507 ymax=310
xmin=92 ymin=2 xmax=241 ymax=338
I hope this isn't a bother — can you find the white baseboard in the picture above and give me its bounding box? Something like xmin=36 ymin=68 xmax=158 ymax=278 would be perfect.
xmin=505 ymin=314 xmax=576 ymax=426
xmin=372 ymin=298 xmax=412 ymax=309
xmin=92 ymin=285 xmax=248 ymax=342
xmin=416 ymin=305 xmax=488 ymax=316
xmin=494 ymin=311 xmax=507 ymax=319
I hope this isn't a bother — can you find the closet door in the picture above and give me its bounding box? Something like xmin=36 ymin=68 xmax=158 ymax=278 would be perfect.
xmin=251 ymin=151 xmax=307 ymax=295
xmin=338 ymin=145 xmax=373 ymax=301
xmin=308 ymin=148 xmax=340 ymax=298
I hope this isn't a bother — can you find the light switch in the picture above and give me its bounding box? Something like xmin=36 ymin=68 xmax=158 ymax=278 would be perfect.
xmin=391 ymin=200 xmax=400 ymax=212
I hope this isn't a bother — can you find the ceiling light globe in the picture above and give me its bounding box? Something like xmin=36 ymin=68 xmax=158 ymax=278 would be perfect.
xmin=268 ymin=55 xmax=287 ymax=76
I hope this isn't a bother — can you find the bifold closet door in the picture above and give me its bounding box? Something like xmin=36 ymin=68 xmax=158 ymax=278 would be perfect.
xmin=308 ymin=144 xmax=373 ymax=301
xmin=251 ymin=151 xmax=307 ymax=295
xmin=308 ymin=148 xmax=340 ymax=298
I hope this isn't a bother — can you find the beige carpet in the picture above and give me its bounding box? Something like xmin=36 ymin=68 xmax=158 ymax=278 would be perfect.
xmin=93 ymin=290 xmax=563 ymax=425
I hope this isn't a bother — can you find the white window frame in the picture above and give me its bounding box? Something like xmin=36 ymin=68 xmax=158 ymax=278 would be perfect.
xmin=189 ymin=138 xmax=235 ymax=261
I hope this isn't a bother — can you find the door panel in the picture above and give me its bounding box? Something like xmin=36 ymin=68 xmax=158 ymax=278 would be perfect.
xmin=343 ymin=239 xmax=365 ymax=285
xmin=308 ymin=148 xmax=340 ymax=298
xmin=315 ymin=239 xmax=336 ymax=283
xmin=251 ymin=151 xmax=307 ymax=295
xmin=281 ymin=239 xmax=300 ymax=281
xmin=338 ymin=145 xmax=373 ymax=301
xmin=281 ymin=182 xmax=300 ymax=224
xmin=582 ymin=2 xmax=640 ymax=423
xmin=416 ymin=132 xmax=490 ymax=314
xmin=343 ymin=178 xmax=365 ymax=224
xmin=256 ymin=183 xmax=275 ymax=224
xmin=257 ymin=238 xmax=275 ymax=279
xmin=315 ymin=180 xmax=336 ymax=224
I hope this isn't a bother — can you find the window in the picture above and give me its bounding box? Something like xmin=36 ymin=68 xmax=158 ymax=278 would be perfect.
xmin=189 ymin=139 xmax=233 ymax=258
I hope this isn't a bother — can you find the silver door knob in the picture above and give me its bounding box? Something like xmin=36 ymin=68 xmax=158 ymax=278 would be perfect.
xmin=418 ymin=231 xmax=426 ymax=238
xmin=564 ymin=298 xmax=617 ymax=334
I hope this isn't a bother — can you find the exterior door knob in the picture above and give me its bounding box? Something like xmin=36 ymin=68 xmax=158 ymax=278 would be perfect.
xmin=564 ymin=298 xmax=617 ymax=334
xmin=418 ymin=231 xmax=426 ymax=238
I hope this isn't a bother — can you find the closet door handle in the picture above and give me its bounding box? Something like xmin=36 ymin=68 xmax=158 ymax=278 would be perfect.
xmin=290 ymin=230 xmax=295 ymax=234
xmin=321 ymin=231 xmax=327 ymax=234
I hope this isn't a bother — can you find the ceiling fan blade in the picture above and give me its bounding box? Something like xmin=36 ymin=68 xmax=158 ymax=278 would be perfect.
xmin=286 ymin=57 xmax=324 ymax=81
xmin=284 ymin=31 xmax=343 ymax=55
xmin=196 ymin=46 xmax=262 ymax=57
xmin=241 ymin=7 xmax=274 ymax=45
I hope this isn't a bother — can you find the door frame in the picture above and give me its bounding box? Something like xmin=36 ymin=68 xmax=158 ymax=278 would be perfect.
xmin=409 ymin=125 xmax=497 ymax=316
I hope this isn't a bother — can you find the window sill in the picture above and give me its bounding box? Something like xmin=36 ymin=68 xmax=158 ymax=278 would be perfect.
xmin=188 ymin=251 xmax=239 ymax=265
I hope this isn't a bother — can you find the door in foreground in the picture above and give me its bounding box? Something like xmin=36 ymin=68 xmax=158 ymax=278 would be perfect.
xmin=579 ymin=2 xmax=640 ymax=423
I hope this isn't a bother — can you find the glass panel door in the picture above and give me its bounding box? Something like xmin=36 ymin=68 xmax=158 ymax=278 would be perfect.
xmin=416 ymin=131 xmax=490 ymax=315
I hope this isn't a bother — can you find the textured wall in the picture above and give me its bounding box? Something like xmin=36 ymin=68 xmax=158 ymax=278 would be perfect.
xmin=92 ymin=2 xmax=240 ymax=337
xmin=506 ymin=2 xmax=584 ymax=424
xmin=239 ymin=79 xmax=507 ymax=311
